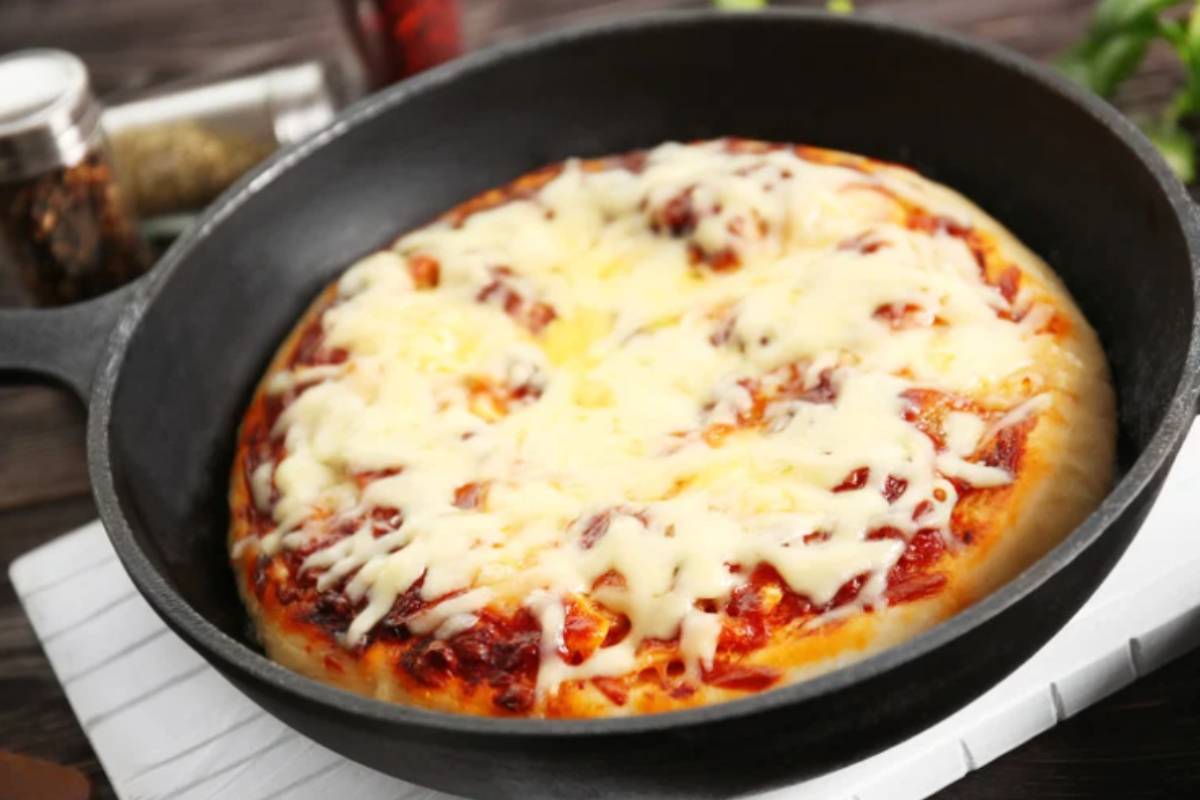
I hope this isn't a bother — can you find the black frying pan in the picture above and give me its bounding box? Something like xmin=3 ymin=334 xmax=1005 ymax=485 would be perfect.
xmin=2 ymin=10 xmax=1198 ymax=799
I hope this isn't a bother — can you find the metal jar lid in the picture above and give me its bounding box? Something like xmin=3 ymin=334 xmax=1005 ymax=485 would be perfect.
xmin=0 ymin=49 xmax=102 ymax=182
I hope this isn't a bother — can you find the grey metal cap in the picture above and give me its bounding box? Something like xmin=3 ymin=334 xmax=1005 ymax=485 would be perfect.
xmin=267 ymin=62 xmax=336 ymax=146
xmin=0 ymin=49 xmax=102 ymax=182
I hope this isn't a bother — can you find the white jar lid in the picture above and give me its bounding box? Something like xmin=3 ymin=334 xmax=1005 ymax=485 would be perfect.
xmin=0 ymin=49 xmax=100 ymax=182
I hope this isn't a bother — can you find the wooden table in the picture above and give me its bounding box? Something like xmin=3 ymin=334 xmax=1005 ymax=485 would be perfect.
xmin=2 ymin=1 xmax=1199 ymax=798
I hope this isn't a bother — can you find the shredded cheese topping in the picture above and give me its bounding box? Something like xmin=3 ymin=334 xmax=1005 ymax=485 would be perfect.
xmin=246 ymin=140 xmax=1056 ymax=695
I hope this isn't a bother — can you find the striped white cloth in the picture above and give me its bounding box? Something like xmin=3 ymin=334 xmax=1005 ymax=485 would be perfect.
xmin=13 ymin=420 xmax=1200 ymax=800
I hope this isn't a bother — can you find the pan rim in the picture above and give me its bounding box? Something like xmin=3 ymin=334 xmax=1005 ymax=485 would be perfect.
xmin=87 ymin=7 xmax=1200 ymax=738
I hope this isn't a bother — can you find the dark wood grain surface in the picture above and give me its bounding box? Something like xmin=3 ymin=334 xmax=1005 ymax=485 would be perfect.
xmin=1 ymin=2 xmax=1198 ymax=798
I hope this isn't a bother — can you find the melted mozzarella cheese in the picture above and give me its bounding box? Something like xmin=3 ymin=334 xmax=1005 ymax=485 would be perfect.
xmin=249 ymin=140 xmax=1056 ymax=693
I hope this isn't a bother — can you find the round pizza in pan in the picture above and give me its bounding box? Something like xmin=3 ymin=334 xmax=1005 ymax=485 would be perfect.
xmin=229 ymin=138 xmax=1115 ymax=718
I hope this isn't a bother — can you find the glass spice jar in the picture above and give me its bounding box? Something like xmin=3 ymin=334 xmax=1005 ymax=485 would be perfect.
xmin=338 ymin=0 xmax=463 ymax=90
xmin=0 ymin=50 xmax=149 ymax=307
xmin=102 ymin=62 xmax=337 ymax=220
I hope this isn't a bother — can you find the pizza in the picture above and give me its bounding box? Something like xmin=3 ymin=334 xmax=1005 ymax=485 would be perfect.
xmin=229 ymin=139 xmax=1115 ymax=718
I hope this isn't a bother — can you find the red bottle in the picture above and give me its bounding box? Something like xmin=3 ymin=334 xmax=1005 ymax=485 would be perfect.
xmin=340 ymin=0 xmax=463 ymax=89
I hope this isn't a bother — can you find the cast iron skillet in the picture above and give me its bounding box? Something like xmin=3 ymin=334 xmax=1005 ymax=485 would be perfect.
xmin=2 ymin=10 xmax=1199 ymax=799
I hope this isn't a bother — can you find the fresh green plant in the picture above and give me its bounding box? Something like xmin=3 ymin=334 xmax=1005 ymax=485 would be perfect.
xmin=1060 ymin=0 xmax=1200 ymax=181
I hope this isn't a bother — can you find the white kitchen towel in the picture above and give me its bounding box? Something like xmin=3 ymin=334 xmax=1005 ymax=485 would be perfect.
xmin=13 ymin=419 xmax=1200 ymax=800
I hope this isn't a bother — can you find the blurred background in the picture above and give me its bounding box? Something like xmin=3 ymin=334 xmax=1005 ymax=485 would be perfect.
xmin=0 ymin=0 xmax=1179 ymax=106
xmin=0 ymin=0 xmax=1188 ymax=309
xmin=0 ymin=0 xmax=1184 ymax=121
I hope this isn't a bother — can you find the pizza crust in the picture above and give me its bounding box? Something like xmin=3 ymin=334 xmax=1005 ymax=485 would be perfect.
xmin=228 ymin=141 xmax=1115 ymax=717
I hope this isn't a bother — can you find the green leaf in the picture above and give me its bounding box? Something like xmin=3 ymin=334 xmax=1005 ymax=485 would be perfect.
xmin=1156 ymin=4 xmax=1200 ymax=120
xmin=827 ymin=0 xmax=854 ymax=12
xmin=1060 ymin=31 xmax=1150 ymax=96
xmin=1143 ymin=118 xmax=1196 ymax=182
xmin=1093 ymin=0 xmax=1185 ymax=38
xmin=1058 ymin=0 xmax=1200 ymax=182
xmin=1058 ymin=48 xmax=1095 ymax=88
xmin=713 ymin=0 xmax=768 ymax=10
xmin=1057 ymin=0 xmax=1190 ymax=96
xmin=1091 ymin=32 xmax=1154 ymax=95
xmin=1187 ymin=1 xmax=1200 ymax=51
xmin=1157 ymin=17 xmax=1187 ymax=49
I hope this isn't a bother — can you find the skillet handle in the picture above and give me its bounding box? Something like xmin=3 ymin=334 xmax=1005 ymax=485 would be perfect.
xmin=0 ymin=278 xmax=144 ymax=403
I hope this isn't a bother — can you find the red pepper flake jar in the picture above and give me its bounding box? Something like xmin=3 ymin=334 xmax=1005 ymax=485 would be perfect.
xmin=0 ymin=50 xmax=149 ymax=306
xmin=339 ymin=0 xmax=464 ymax=89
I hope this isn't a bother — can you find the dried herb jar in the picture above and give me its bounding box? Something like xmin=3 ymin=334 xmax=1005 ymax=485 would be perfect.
xmin=103 ymin=62 xmax=336 ymax=219
xmin=0 ymin=50 xmax=149 ymax=306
